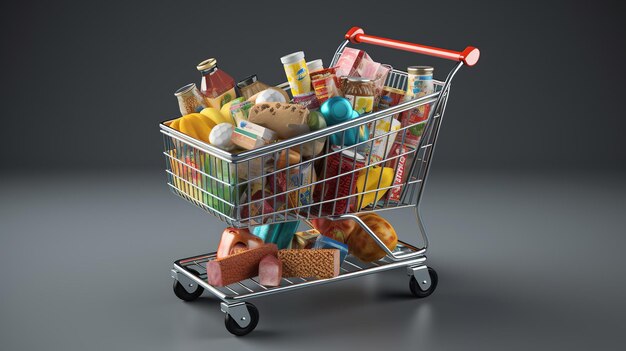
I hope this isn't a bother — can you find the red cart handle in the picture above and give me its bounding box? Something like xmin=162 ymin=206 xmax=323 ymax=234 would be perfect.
xmin=345 ymin=27 xmax=480 ymax=67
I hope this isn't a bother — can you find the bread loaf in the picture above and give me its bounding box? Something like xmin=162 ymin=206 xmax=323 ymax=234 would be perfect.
xmin=278 ymin=249 xmax=340 ymax=279
xmin=207 ymin=244 xmax=278 ymax=287
xmin=248 ymin=102 xmax=310 ymax=139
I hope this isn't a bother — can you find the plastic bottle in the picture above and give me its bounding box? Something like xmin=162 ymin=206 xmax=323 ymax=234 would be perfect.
xmin=280 ymin=51 xmax=311 ymax=96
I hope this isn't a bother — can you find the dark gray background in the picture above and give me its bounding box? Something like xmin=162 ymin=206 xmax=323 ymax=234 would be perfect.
xmin=1 ymin=0 xmax=625 ymax=350
xmin=1 ymin=0 xmax=625 ymax=172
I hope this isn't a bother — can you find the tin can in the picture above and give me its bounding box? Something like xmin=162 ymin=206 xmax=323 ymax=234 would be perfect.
xmin=399 ymin=66 xmax=434 ymax=147
xmin=313 ymin=147 xmax=365 ymax=215
xmin=377 ymin=86 xmax=405 ymax=111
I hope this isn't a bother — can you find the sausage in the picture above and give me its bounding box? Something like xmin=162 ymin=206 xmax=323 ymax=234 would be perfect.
xmin=207 ymin=244 xmax=278 ymax=287
xmin=258 ymin=255 xmax=282 ymax=286
xmin=216 ymin=227 xmax=265 ymax=259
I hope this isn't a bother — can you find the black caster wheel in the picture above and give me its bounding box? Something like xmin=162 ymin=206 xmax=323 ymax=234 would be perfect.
xmin=409 ymin=267 xmax=438 ymax=298
xmin=225 ymin=303 xmax=259 ymax=336
xmin=173 ymin=268 xmax=204 ymax=302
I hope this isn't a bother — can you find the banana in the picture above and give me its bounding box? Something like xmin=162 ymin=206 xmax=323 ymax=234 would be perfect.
xmin=170 ymin=118 xmax=181 ymax=130
xmin=200 ymin=107 xmax=229 ymax=126
xmin=177 ymin=114 xmax=208 ymax=142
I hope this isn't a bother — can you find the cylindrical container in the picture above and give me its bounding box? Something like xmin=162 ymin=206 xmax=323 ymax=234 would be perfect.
xmin=313 ymin=147 xmax=365 ymax=215
xmin=377 ymin=86 xmax=405 ymax=111
xmin=406 ymin=66 xmax=434 ymax=100
xmin=399 ymin=66 xmax=434 ymax=147
xmin=174 ymin=83 xmax=207 ymax=116
xmin=236 ymin=75 xmax=270 ymax=100
xmin=281 ymin=51 xmax=311 ymax=96
xmin=343 ymin=77 xmax=375 ymax=114
xmin=307 ymin=59 xmax=324 ymax=74
xmin=197 ymin=58 xmax=237 ymax=109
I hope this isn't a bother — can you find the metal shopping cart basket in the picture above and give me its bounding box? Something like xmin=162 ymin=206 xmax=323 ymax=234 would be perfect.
xmin=160 ymin=27 xmax=479 ymax=336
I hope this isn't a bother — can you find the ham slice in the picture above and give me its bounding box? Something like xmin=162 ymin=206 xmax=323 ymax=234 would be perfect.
xmin=258 ymin=255 xmax=282 ymax=286
xmin=207 ymin=244 xmax=278 ymax=287
xmin=216 ymin=227 xmax=264 ymax=259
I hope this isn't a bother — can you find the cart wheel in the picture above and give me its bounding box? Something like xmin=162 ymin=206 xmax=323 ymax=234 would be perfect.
xmin=409 ymin=267 xmax=438 ymax=298
xmin=173 ymin=268 xmax=204 ymax=302
xmin=224 ymin=303 xmax=259 ymax=336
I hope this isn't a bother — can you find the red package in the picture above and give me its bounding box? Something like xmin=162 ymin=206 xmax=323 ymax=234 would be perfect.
xmin=313 ymin=148 xmax=365 ymax=215
xmin=386 ymin=142 xmax=410 ymax=203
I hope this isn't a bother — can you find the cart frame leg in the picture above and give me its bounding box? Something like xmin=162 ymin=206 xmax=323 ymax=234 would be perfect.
xmin=171 ymin=269 xmax=200 ymax=294
xmin=221 ymin=302 xmax=252 ymax=328
xmin=407 ymin=264 xmax=432 ymax=291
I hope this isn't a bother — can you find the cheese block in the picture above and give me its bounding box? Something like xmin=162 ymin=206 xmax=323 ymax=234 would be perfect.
xmin=207 ymin=244 xmax=278 ymax=287
xmin=278 ymin=249 xmax=340 ymax=279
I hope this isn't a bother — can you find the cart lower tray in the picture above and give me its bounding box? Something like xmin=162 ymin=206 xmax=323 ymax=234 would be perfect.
xmin=172 ymin=240 xmax=426 ymax=302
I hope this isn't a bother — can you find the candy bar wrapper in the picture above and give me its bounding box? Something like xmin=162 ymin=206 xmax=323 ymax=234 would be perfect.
xmin=292 ymin=229 xmax=321 ymax=249
xmin=385 ymin=142 xmax=412 ymax=203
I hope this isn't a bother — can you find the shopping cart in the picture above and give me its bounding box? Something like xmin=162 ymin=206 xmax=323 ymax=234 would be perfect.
xmin=160 ymin=26 xmax=479 ymax=336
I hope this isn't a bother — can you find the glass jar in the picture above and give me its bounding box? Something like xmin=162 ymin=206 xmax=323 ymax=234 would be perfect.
xmin=236 ymin=75 xmax=270 ymax=100
xmin=174 ymin=83 xmax=207 ymax=116
xmin=343 ymin=77 xmax=375 ymax=114
xmin=197 ymin=58 xmax=236 ymax=109
xmin=399 ymin=66 xmax=435 ymax=147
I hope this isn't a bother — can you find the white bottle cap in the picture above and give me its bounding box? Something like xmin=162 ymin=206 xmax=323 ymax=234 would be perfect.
xmin=307 ymin=59 xmax=324 ymax=72
xmin=280 ymin=51 xmax=305 ymax=65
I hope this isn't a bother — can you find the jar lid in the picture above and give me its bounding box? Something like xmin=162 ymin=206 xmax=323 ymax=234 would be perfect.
xmin=407 ymin=66 xmax=434 ymax=75
xmin=306 ymin=59 xmax=324 ymax=72
xmin=197 ymin=58 xmax=217 ymax=71
xmin=174 ymin=83 xmax=197 ymax=96
xmin=280 ymin=51 xmax=305 ymax=65
xmin=237 ymin=75 xmax=258 ymax=88
xmin=347 ymin=77 xmax=371 ymax=83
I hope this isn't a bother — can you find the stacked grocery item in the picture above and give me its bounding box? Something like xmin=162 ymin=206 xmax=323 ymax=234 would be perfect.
xmin=208 ymin=213 xmax=398 ymax=287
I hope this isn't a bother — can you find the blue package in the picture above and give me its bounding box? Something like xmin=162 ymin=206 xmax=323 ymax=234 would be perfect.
xmin=252 ymin=221 xmax=299 ymax=249
xmin=313 ymin=235 xmax=349 ymax=262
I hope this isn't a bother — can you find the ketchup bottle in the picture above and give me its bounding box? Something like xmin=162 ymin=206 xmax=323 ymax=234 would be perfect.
xmin=196 ymin=58 xmax=236 ymax=109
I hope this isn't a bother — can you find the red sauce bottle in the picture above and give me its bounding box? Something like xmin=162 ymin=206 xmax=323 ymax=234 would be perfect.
xmin=196 ymin=58 xmax=236 ymax=109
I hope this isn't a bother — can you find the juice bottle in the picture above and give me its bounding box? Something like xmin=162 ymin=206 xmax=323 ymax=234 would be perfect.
xmin=196 ymin=58 xmax=237 ymax=109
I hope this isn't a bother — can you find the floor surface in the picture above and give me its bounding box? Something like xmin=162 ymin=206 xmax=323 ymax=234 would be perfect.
xmin=1 ymin=169 xmax=624 ymax=350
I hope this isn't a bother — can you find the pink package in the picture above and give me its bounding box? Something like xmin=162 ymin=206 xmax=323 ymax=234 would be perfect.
xmin=335 ymin=48 xmax=367 ymax=77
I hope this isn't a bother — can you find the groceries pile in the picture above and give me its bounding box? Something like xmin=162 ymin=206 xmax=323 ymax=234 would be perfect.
xmin=209 ymin=214 xmax=397 ymax=286
xmin=167 ymin=49 xmax=435 ymax=216
xmin=165 ymin=49 xmax=436 ymax=283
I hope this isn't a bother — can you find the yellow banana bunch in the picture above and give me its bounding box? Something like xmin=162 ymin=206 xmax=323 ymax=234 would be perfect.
xmin=169 ymin=113 xmax=216 ymax=143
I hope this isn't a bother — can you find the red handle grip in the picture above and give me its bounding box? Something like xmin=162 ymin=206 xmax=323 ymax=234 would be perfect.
xmin=345 ymin=27 xmax=480 ymax=67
